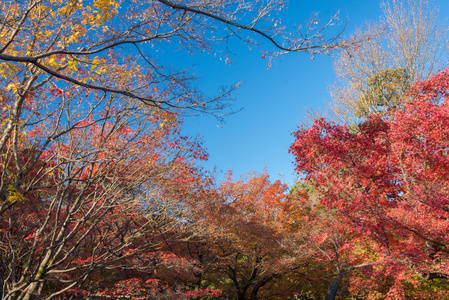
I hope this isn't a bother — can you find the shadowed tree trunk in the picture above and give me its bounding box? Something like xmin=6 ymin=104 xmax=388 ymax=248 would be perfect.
xmin=325 ymin=273 xmax=343 ymax=300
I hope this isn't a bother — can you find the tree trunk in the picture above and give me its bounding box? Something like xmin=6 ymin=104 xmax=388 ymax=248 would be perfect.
xmin=325 ymin=274 xmax=343 ymax=300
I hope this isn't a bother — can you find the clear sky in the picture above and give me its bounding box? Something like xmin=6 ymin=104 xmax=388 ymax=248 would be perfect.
xmin=171 ymin=0 xmax=449 ymax=187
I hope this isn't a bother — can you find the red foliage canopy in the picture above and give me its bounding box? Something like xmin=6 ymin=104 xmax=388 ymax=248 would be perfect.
xmin=290 ymin=69 xmax=449 ymax=297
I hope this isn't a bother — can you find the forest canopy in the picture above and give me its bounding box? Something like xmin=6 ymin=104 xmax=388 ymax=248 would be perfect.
xmin=1 ymin=0 xmax=449 ymax=299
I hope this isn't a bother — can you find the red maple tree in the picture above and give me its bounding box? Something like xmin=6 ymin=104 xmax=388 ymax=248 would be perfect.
xmin=290 ymin=69 xmax=449 ymax=298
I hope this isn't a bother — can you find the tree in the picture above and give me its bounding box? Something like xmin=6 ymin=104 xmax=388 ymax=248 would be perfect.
xmin=0 ymin=98 xmax=211 ymax=299
xmin=290 ymin=69 xmax=449 ymax=298
xmin=286 ymin=181 xmax=386 ymax=300
xmin=0 ymin=0 xmax=346 ymax=298
xmin=165 ymin=172 xmax=323 ymax=300
xmin=325 ymin=0 xmax=448 ymax=123
xmin=0 ymin=0 xmax=344 ymax=150
xmin=354 ymin=68 xmax=410 ymax=118
xmin=192 ymin=172 xmax=299 ymax=300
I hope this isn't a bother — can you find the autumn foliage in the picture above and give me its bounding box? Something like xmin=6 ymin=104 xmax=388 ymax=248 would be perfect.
xmin=3 ymin=0 xmax=449 ymax=299
xmin=291 ymin=68 xmax=449 ymax=299
xmin=0 ymin=0 xmax=345 ymax=298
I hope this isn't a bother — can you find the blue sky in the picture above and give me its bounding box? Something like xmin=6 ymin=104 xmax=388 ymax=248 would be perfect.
xmin=172 ymin=0 xmax=449 ymax=187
